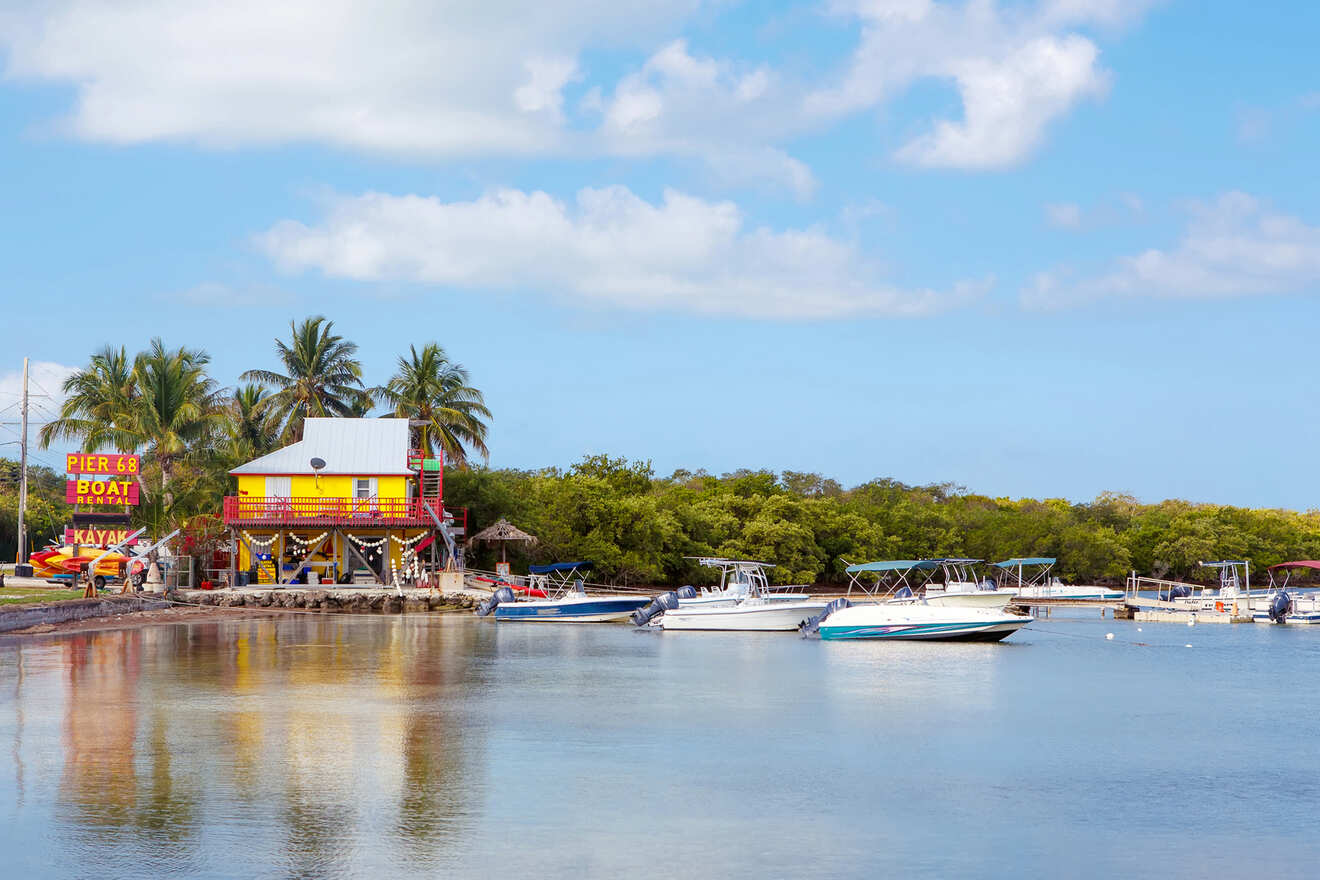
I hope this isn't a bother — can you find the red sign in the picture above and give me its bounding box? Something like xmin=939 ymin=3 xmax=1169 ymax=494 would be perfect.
xmin=66 ymin=479 xmax=140 ymax=506
xmin=66 ymin=452 xmax=140 ymax=476
xmin=64 ymin=528 xmax=139 ymax=546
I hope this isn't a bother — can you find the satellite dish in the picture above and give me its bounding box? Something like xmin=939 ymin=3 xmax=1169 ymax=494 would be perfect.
xmin=310 ymin=457 xmax=327 ymax=471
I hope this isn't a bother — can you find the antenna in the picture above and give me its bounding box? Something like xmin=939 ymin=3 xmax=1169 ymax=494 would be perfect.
xmin=310 ymin=457 xmax=326 ymax=490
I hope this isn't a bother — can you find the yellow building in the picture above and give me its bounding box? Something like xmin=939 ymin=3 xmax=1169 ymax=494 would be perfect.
xmin=224 ymin=418 xmax=464 ymax=586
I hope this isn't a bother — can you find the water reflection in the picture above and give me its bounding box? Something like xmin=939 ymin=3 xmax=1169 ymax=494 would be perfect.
xmin=2 ymin=616 xmax=485 ymax=878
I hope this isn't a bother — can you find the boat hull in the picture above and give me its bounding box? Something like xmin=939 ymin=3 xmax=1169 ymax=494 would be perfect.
xmin=493 ymin=596 xmax=650 ymax=623
xmin=678 ymin=592 xmax=812 ymax=608
xmin=1015 ymin=586 xmax=1124 ymax=601
xmin=817 ymin=604 xmax=1029 ymax=642
xmin=660 ymin=601 xmax=828 ymax=632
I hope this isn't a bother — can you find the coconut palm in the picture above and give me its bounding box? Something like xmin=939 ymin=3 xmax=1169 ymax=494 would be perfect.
xmin=42 ymin=340 xmax=224 ymax=511
xmin=374 ymin=343 xmax=491 ymax=467
xmin=128 ymin=340 xmax=225 ymax=506
xmin=39 ymin=345 xmax=140 ymax=452
xmin=241 ymin=315 xmax=371 ymax=442
xmin=228 ymin=384 xmax=280 ymax=457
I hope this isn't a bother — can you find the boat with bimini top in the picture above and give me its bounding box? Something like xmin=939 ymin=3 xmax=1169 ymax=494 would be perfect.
xmin=996 ymin=557 xmax=1124 ymax=601
xmin=801 ymin=559 xmax=1030 ymax=642
xmin=475 ymin=561 xmax=651 ymax=622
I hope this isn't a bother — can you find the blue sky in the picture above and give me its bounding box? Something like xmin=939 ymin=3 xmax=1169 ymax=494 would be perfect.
xmin=0 ymin=0 xmax=1317 ymax=509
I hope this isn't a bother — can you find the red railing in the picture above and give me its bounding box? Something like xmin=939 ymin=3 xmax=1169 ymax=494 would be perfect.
xmin=224 ymin=497 xmax=466 ymax=531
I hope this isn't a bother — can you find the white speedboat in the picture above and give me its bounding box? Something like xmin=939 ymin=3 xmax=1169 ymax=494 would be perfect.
xmin=800 ymin=560 xmax=1029 ymax=642
xmin=658 ymin=595 xmax=829 ymax=631
xmin=677 ymin=557 xmax=812 ymax=607
xmin=810 ymin=601 xmax=1029 ymax=641
xmin=1252 ymin=561 xmax=1320 ymax=625
xmin=922 ymin=558 xmax=1014 ymax=608
xmin=994 ymin=558 xmax=1124 ymax=601
xmin=476 ymin=561 xmax=650 ymax=623
xmin=633 ymin=558 xmax=826 ymax=631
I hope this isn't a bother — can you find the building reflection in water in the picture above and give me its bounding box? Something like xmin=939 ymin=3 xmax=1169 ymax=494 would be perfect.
xmin=32 ymin=615 xmax=487 ymax=873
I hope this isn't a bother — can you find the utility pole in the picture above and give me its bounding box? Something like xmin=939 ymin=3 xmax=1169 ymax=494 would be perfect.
xmin=16 ymin=357 xmax=29 ymax=567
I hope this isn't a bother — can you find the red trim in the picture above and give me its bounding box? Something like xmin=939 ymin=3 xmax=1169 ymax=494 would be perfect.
xmin=223 ymin=497 xmax=466 ymax=531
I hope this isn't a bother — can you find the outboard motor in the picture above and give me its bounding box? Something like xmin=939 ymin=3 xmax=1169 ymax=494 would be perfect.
xmin=800 ymin=597 xmax=852 ymax=636
xmin=676 ymin=585 xmax=697 ymax=599
xmin=476 ymin=586 xmax=515 ymax=617
xmin=631 ymin=591 xmax=682 ymax=626
xmin=1159 ymin=584 xmax=1192 ymax=601
xmin=1269 ymin=591 xmax=1293 ymax=624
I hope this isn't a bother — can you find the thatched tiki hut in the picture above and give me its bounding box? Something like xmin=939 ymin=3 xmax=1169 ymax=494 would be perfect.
xmin=467 ymin=518 xmax=537 ymax=568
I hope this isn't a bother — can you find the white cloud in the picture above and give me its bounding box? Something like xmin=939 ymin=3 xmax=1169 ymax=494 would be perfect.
xmin=809 ymin=1 xmax=1148 ymax=168
xmin=0 ymin=361 xmax=79 ymax=423
xmin=893 ymin=36 xmax=1108 ymax=168
xmin=1045 ymin=202 xmax=1083 ymax=229
xmin=1023 ymin=192 xmax=1320 ymax=308
xmin=257 ymin=186 xmax=987 ymax=319
xmin=0 ymin=0 xmax=1157 ymax=184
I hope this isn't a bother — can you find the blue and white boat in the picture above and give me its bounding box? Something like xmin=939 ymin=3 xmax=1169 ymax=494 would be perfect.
xmin=475 ymin=562 xmax=651 ymax=623
xmin=995 ymin=557 xmax=1124 ymax=601
xmin=802 ymin=560 xmax=1029 ymax=642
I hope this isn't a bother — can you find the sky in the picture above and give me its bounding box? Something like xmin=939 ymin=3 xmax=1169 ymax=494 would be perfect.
xmin=0 ymin=0 xmax=1317 ymax=509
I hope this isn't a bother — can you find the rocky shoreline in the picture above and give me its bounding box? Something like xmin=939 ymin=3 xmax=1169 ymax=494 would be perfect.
xmin=177 ymin=587 xmax=481 ymax=614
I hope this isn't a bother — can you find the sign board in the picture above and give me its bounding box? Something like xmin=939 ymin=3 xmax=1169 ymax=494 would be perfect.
xmin=64 ymin=528 xmax=140 ymax=547
xmin=66 ymin=479 xmax=140 ymax=506
xmin=67 ymin=452 xmax=140 ymax=476
xmin=71 ymin=511 xmax=132 ymax=526
xmin=496 ymin=561 xmax=511 ymax=577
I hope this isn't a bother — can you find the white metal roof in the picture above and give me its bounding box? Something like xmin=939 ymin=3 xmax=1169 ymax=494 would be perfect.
xmin=230 ymin=418 xmax=413 ymax=476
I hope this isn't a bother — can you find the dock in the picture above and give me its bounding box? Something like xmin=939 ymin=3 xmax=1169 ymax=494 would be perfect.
xmin=1010 ymin=595 xmax=1256 ymax=623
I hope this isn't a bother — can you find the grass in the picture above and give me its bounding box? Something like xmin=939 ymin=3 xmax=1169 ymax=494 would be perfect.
xmin=0 ymin=586 xmax=87 ymax=605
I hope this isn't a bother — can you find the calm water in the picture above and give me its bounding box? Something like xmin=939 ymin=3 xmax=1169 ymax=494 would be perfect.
xmin=2 ymin=612 xmax=1319 ymax=879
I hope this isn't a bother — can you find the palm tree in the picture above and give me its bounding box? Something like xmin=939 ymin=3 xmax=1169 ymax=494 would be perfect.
xmin=228 ymin=384 xmax=280 ymax=458
xmin=241 ymin=315 xmax=370 ymax=442
xmin=42 ymin=340 xmax=224 ymax=513
xmin=128 ymin=340 xmax=225 ymax=507
xmin=375 ymin=343 xmax=491 ymax=467
xmin=39 ymin=345 xmax=140 ymax=452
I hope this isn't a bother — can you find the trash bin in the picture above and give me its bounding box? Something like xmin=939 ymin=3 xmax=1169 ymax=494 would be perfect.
xmin=15 ymin=563 xmax=33 ymax=578
xmin=237 ymin=571 xmax=251 ymax=587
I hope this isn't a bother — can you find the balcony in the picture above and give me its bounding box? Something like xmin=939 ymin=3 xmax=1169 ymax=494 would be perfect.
xmin=224 ymin=496 xmax=466 ymax=532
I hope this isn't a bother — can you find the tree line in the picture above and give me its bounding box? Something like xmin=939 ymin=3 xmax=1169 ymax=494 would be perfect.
xmin=449 ymin=455 xmax=1320 ymax=588
xmin=9 ymin=317 xmax=1320 ymax=588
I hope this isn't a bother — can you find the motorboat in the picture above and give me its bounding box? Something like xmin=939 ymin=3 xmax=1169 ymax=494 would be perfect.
xmin=995 ymin=557 xmax=1124 ymax=601
xmin=633 ymin=558 xmax=826 ymax=631
xmin=921 ymin=558 xmax=1015 ymax=608
xmin=1126 ymin=560 xmax=1255 ymax=615
xmin=1252 ymin=561 xmax=1320 ymax=625
xmin=677 ymin=557 xmax=812 ymax=607
xmin=801 ymin=560 xmax=1029 ymax=642
xmin=476 ymin=562 xmax=650 ymax=623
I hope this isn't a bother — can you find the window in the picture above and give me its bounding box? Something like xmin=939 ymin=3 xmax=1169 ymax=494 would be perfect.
xmin=266 ymin=476 xmax=291 ymax=498
xmin=355 ymin=478 xmax=376 ymax=499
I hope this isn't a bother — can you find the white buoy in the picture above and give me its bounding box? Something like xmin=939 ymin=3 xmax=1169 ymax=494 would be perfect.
xmin=1185 ymin=643 xmax=1192 ymax=648
xmin=1187 ymin=618 xmax=1195 ymax=627
xmin=1105 ymin=632 xmax=1115 ymax=640
xmin=1137 ymin=627 xmax=1143 ymax=632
